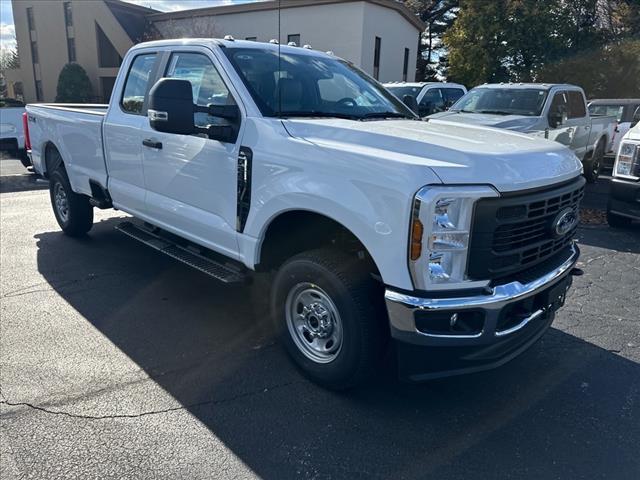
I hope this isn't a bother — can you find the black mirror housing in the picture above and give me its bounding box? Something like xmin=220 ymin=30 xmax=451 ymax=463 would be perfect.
xmin=148 ymin=78 xmax=195 ymax=135
xmin=549 ymin=111 xmax=562 ymax=129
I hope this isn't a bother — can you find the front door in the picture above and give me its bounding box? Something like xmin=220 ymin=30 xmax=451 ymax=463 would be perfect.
xmin=140 ymin=48 xmax=243 ymax=260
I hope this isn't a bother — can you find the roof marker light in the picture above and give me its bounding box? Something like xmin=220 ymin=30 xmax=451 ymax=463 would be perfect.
xmin=269 ymin=39 xmax=279 ymax=44
xmin=303 ymin=44 xmax=313 ymax=49
xmin=223 ymin=35 xmax=234 ymax=41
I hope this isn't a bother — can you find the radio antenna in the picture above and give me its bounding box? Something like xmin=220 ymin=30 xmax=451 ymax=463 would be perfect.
xmin=278 ymin=0 xmax=282 ymax=117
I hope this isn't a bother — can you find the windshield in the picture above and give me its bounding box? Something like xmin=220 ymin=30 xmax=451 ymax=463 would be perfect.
xmin=222 ymin=47 xmax=415 ymax=120
xmin=385 ymin=85 xmax=423 ymax=100
xmin=451 ymin=88 xmax=548 ymax=116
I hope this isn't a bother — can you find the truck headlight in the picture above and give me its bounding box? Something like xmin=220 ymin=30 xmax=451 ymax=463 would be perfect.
xmin=409 ymin=186 xmax=499 ymax=290
xmin=613 ymin=142 xmax=639 ymax=180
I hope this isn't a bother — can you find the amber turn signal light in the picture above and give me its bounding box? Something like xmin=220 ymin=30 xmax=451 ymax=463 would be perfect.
xmin=410 ymin=219 xmax=423 ymax=261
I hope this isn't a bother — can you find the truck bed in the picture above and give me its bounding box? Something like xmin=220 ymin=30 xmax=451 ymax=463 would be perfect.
xmin=26 ymin=103 xmax=108 ymax=196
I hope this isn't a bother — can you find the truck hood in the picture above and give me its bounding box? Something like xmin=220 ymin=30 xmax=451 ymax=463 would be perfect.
xmin=428 ymin=111 xmax=540 ymax=132
xmin=282 ymin=118 xmax=582 ymax=193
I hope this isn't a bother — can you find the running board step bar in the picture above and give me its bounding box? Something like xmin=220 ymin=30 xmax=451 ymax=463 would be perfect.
xmin=116 ymin=221 xmax=246 ymax=284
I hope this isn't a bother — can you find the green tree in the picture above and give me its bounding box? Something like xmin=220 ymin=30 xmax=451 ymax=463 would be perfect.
xmin=55 ymin=63 xmax=93 ymax=103
xmin=537 ymin=39 xmax=640 ymax=98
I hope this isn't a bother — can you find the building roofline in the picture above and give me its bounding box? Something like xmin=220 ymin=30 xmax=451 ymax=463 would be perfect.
xmin=146 ymin=0 xmax=426 ymax=31
xmin=106 ymin=0 xmax=160 ymax=15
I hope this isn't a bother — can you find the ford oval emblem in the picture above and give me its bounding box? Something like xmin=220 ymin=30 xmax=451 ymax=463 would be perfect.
xmin=552 ymin=207 xmax=578 ymax=237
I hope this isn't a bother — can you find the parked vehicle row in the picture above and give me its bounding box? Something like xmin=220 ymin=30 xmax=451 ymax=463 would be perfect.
xmin=383 ymin=81 xmax=466 ymax=117
xmin=25 ymin=39 xmax=584 ymax=389
xmin=588 ymin=98 xmax=640 ymax=167
xmin=428 ymin=83 xmax=616 ymax=183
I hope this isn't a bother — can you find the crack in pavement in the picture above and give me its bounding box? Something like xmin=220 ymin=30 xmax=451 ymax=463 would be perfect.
xmin=0 ymin=379 xmax=304 ymax=421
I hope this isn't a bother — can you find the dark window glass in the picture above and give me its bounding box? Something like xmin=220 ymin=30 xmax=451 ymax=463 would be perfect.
xmin=222 ymin=46 xmax=414 ymax=119
xmin=453 ymin=88 xmax=549 ymax=116
xmin=30 ymin=41 xmax=39 ymax=64
xmin=440 ymin=88 xmax=465 ymax=106
xmin=121 ymin=53 xmax=157 ymax=115
xmin=588 ymin=104 xmax=625 ymax=122
xmin=287 ymin=34 xmax=301 ymax=46
xmin=373 ymin=37 xmax=381 ymax=80
xmin=26 ymin=8 xmax=35 ymax=31
xmin=419 ymin=88 xmax=444 ymax=115
xmin=245 ymin=37 xmax=257 ymax=41
xmin=67 ymin=38 xmax=76 ymax=62
xmin=63 ymin=2 xmax=73 ymax=27
xmin=96 ymin=23 xmax=122 ymax=68
xmin=567 ymin=91 xmax=586 ymax=118
xmin=166 ymin=52 xmax=234 ymax=127
xmin=402 ymin=48 xmax=409 ymax=82
xmin=386 ymin=85 xmax=423 ymax=99
xmin=35 ymin=80 xmax=43 ymax=101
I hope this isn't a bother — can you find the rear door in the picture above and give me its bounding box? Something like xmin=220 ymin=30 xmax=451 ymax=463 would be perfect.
xmin=104 ymin=49 xmax=160 ymax=215
xmin=140 ymin=46 xmax=244 ymax=259
xmin=565 ymin=90 xmax=590 ymax=159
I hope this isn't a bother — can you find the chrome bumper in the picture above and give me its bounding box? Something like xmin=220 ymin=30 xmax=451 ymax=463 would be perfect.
xmin=385 ymin=244 xmax=580 ymax=347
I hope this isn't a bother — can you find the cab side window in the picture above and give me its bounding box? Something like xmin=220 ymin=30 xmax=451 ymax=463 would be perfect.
xmin=567 ymin=91 xmax=586 ymax=118
xmin=549 ymin=92 xmax=568 ymax=116
xmin=121 ymin=53 xmax=157 ymax=115
xmin=166 ymin=52 xmax=235 ymax=127
xmin=440 ymin=88 xmax=465 ymax=108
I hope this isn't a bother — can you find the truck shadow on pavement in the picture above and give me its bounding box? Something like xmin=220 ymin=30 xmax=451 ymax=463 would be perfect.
xmin=0 ymin=172 xmax=48 ymax=194
xmin=34 ymin=217 xmax=640 ymax=479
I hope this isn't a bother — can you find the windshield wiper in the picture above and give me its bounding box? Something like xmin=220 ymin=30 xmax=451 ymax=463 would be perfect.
xmin=361 ymin=112 xmax=414 ymax=120
xmin=450 ymin=109 xmax=477 ymax=113
xmin=277 ymin=111 xmax=360 ymax=120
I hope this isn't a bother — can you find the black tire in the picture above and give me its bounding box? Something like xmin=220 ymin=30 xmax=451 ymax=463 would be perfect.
xmin=49 ymin=168 xmax=94 ymax=236
xmin=18 ymin=149 xmax=31 ymax=168
xmin=606 ymin=209 xmax=632 ymax=228
xmin=583 ymin=142 xmax=604 ymax=183
xmin=271 ymin=249 xmax=387 ymax=390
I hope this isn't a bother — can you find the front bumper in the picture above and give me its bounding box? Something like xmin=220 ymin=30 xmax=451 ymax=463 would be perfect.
xmin=385 ymin=244 xmax=580 ymax=381
xmin=608 ymin=177 xmax=640 ymax=221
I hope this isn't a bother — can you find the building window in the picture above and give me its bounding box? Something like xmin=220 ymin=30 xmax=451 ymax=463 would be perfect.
xmin=373 ymin=36 xmax=381 ymax=80
xmin=245 ymin=37 xmax=257 ymax=41
xmin=26 ymin=7 xmax=35 ymax=31
xmin=402 ymin=48 xmax=410 ymax=82
xmin=63 ymin=2 xmax=73 ymax=27
xmin=96 ymin=23 xmax=122 ymax=68
xmin=35 ymin=80 xmax=43 ymax=101
xmin=287 ymin=34 xmax=301 ymax=46
xmin=30 ymin=41 xmax=39 ymax=64
xmin=67 ymin=38 xmax=76 ymax=62
xmin=121 ymin=53 xmax=158 ymax=115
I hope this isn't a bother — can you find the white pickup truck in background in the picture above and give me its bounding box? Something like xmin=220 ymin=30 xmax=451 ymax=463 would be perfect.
xmin=0 ymin=98 xmax=30 ymax=167
xmin=429 ymin=83 xmax=616 ymax=183
xmin=26 ymin=39 xmax=585 ymax=389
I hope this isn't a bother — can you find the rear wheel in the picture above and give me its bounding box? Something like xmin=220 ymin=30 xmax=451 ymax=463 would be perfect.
xmin=49 ymin=168 xmax=94 ymax=236
xmin=584 ymin=142 xmax=604 ymax=183
xmin=271 ymin=249 xmax=387 ymax=390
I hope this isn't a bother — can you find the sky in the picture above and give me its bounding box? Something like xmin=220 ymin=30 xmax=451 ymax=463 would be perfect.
xmin=0 ymin=0 xmax=261 ymax=53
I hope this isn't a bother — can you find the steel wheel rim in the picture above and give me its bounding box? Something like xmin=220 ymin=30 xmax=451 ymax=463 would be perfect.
xmin=285 ymin=283 xmax=343 ymax=364
xmin=54 ymin=182 xmax=69 ymax=222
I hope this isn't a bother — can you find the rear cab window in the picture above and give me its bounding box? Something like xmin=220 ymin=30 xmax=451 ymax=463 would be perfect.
xmin=121 ymin=53 xmax=158 ymax=115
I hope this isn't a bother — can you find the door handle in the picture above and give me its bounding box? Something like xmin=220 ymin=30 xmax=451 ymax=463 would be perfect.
xmin=142 ymin=139 xmax=162 ymax=149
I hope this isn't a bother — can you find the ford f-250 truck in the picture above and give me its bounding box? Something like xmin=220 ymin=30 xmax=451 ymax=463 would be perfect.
xmin=429 ymin=83 xmax=616 ymax=183
xmin=26 ymin=39 xmax=585 ymax=389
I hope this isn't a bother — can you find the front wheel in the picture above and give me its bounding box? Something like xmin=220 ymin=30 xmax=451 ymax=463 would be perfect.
xmin=271 ymin=249 xmax=387 ymax=390
xmin=584 ymin=143 xmax=604 ymax=183
xmin=49 ymin=169 xmax=94 ymax=236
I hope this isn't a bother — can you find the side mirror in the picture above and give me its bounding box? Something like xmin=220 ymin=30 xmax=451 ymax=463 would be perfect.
xmin=548 ymin=110 xmax=563 ymax=129
xmin=419 ymin=101 xmax=433 ymax=117
xmin=402 ymin=94 xmax=419 ymax=114
xmin=631 ymin=106 xmax=640 ymax=128
xmin=148 ymin=78 xmax=194 ymax=135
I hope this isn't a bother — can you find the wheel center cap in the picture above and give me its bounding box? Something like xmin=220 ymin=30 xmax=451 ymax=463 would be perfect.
xmin=304 ymin=303 xmax=333 ymax=338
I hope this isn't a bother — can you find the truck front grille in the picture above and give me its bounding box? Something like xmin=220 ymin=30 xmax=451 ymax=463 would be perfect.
xmin=468 ymin=177 xmax=585 ymax=281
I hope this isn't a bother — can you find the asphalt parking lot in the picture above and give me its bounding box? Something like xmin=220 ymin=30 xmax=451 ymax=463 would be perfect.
xmin=1 ymin=154 xmax=639 ymax=480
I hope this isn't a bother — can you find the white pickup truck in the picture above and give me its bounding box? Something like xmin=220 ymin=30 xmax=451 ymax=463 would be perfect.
xmin=26 ymin=39 xmax=585 ymax=389
xmin=429 ymin=83 xmax=616 ymax=183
